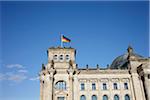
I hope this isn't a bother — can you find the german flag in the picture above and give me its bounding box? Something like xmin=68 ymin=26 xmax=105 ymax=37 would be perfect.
xmin=61 ymin=35 xmax=71 ymax=42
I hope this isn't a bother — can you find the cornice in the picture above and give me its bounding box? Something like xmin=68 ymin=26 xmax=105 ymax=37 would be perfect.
xmin=78 ymin=78 xmax=130 ymax=82
xmin=48 ymin=47 xmax=75 ymax=51
xmin=78 ymin=69 xmax=129 ymax=74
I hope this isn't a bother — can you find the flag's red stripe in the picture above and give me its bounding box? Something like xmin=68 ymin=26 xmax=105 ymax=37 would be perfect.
xmin=63 ymin=36 xmax=71 ymax=42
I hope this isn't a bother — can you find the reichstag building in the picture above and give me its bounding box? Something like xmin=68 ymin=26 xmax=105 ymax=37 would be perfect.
xmin=39 ymin=46 xmax=150 ymax=100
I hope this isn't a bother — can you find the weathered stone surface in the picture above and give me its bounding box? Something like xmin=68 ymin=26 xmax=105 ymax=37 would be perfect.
xmin=39 ymin=47 xmax=150 ymax=100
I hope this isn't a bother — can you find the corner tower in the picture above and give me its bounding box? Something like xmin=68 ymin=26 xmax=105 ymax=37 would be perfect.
xmin=40 ymin=47 xmax=77 ymax=100
xmin=47 ymin=47 xmax=76 ymax=69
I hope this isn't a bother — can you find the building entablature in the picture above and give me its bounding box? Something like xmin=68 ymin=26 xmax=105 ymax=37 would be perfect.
xmin=78 ymin=78 xmax=130 ymax=82
xmin=77 ymin=69 xmax=129 ymax=74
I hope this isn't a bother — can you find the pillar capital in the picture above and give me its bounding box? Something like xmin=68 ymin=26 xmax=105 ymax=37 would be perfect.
xmin=48 ymin=68 xmax=56 ymax=75
xmin=67 ymin=68 xmax=75 ymax=76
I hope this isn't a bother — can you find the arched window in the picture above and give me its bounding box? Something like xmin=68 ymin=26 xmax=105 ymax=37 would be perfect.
xmin=103 ymin=95 xmax=108 ymax=100
xmin=114 ymin=95 xmax=119 ymax=100
xmin=53 ymin=55 xmax=57 ymax=60
xmin=92 ymin=95 xmax=97 ymax=100
xmin=125 ymin=94 xmax=130 ymax=100
xmin=66 ymin=55 xmax=70 ymax=61
xmin=59 ymin=55 xmax=63 ymax=61
xmin=55 ymin=81 xmax=66 ymax=90
xmin=80 ymin=95 xmax=86 ymax=100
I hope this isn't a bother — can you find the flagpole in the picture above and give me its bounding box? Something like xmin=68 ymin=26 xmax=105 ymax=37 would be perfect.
xmin=60 ymin=33 xmax=63 ymax=48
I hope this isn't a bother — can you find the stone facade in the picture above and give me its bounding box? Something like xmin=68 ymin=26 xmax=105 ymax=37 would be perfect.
xmin=39 ymin=46 xmax=150 ymax=100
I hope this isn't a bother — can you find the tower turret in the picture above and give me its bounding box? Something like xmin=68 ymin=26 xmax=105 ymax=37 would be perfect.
xmin=46 ymin=47 xmax=76 ymax=69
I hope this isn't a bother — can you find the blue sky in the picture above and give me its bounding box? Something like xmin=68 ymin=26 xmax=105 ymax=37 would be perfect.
xmin=0 ymin=1 xmax=149 ymax=100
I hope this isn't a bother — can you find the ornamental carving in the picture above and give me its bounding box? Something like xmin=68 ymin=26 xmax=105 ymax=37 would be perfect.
xmin=100 ymin=78 xmax=109 ymax=82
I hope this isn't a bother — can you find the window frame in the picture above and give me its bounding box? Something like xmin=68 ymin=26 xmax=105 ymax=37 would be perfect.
xmin=113 ymin=83 xmax=118 ymax=90
xmin=55 ymin=81 xmax=66 ymax=90
xmin=91 ymin=95 xmax=97 ymax=100
xmin=57 ymin=97 xmax=65 ymax=100
xmin=59 ymin=55 xmax=64 ymax=61
xmin=125 ymin=94 xmax=130 ymax=100
xmin=80 ymin=95 xmax=86 ymax=100
xmin=124 ymin=83 xmax=128 ymax=90
xmin=103 ymin=83 xmax=107 ymax=90
xmin=92 ymin=83 xmax=96 ymax=90
xmin=103 ymin=95 xmax=108 ymax=100
xmin=53 ymin=55 xmax=58 ymax=60
xmin=65 ymin=54 xmax=70 ymax=61
xmin=80 ymin=83 xmax=85 ymax=91
xmin=114 ymin=94 xmax=119 ymax=100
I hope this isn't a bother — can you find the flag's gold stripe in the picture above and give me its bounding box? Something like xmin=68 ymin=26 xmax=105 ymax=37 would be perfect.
xmin=62 ymin=38 xmax=70 ymax=42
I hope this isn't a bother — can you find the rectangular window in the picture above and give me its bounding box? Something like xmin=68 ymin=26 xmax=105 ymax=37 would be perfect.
xmin=103 ymin=83 xmax=107 ymax=90
xmin=113 ymin=83 xmax=118 ymax=90
xmin=80 ymin=83 xmax=85 ymax=90
xmin=92 ymin=83 xmax=96 ymax=90
xmin=148 ymin=74 xmax=150 ymax=79
xmin=124 ymin=83 xmax=128 ymax=89
xmin=57 ymin=97 xmax=64 ymax=100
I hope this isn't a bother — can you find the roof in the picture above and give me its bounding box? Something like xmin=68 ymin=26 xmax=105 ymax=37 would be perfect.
xmin=110 ymin=50 xmax=144 ymax=69
xmin=48 ymin=46 xmax=74 ymax=49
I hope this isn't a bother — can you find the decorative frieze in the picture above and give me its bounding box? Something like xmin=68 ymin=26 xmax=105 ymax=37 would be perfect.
xmin=111 ymin=78 xmax=120 ymax=82
xmin=121 ymin=78 xmax=130 ymax=82
xmin=78 ymin=69 xmax=129 ymax=74
xmin=100 ymin=78 xmax=109 ymax=82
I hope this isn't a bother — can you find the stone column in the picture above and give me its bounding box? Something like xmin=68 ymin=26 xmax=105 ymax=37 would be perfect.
xmin=40 ymin=73 xmax=45 ymax=100
xmin=129 ymin=78 xmax=135 ymax=100
xmin=69 ymin=75 xmax=73 ymax=100
xmin=119 ymin=79 xmax=123 ymax=100
xmin=44 ymin=70 xmax=55 ymax=100
xmin=50 ymin=70 xmax=55 ymax=100
xmin=73 ymin=74 xmax=78 ymax=100
xmin=98 ymin=80 xmax=101 ymax=100
xmin=87 ymin=80 xmax=90 ymax=100
xmin=45 ymin=74 xmax=51 ymax=100
xmin=144 ymin=74 xmax=150 ymax=100
xmin=49 ymin=74 xmax=54 ymax=100
xmin=43 ymin=77 xmax=47 ymax=100
xmin=139 ymin=77 xmax=146 ymax=100
xmin=40 ymin=80 xmax=44 ymax=100
xmin=68 ymin=69 xmax=73 ymax=100
xmin=108 ymin=79 xmax=113 ymax=100
xmin=131 ymin=73 xmax=145 ymax=100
